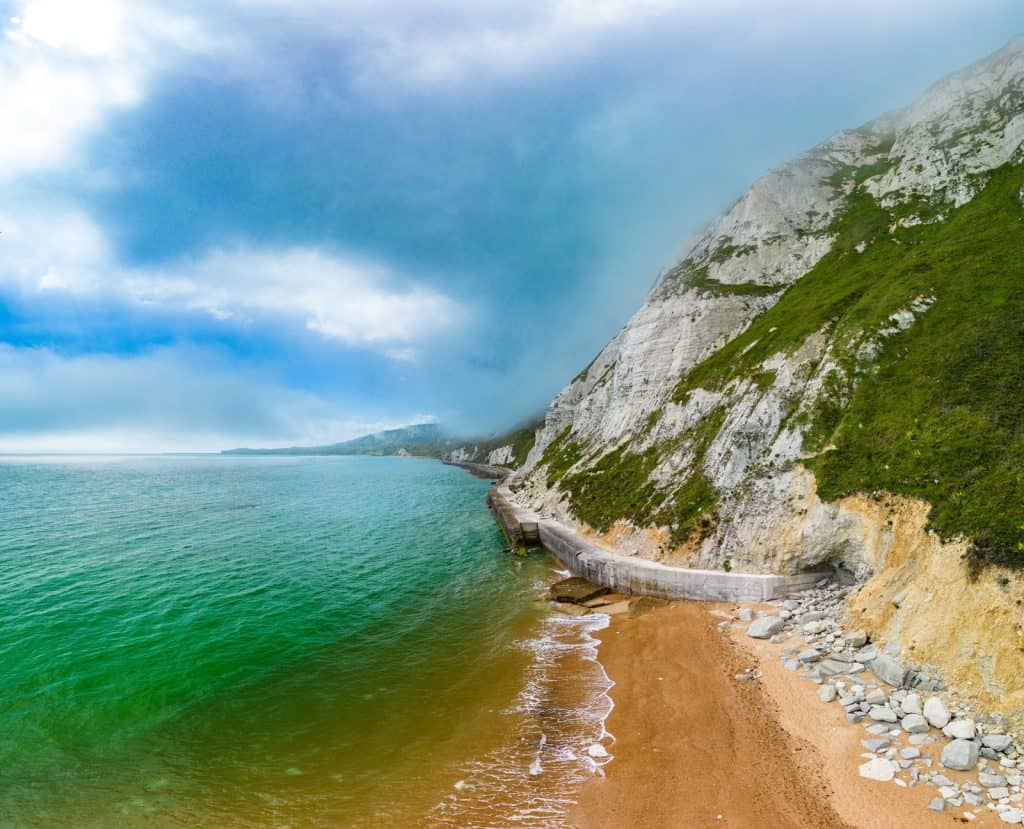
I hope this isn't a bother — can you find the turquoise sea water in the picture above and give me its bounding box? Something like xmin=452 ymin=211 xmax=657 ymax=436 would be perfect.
xmin=0 ymin=455 xmax=611 ymax=828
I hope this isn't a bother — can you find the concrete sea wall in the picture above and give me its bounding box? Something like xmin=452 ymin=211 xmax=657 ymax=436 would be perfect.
xmin=443 ymin=460 xmax=511 ymax=480
xmin=488 ymin=486 xmax=825 ymax=602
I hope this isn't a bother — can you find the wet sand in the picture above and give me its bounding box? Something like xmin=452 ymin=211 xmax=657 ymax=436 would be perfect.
xmin=571 ymin=601 xmax=979 ymax=829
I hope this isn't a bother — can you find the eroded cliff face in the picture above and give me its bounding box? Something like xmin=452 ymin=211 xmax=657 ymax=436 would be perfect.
xmin=837 ymin=492 xmax=1024 ymax=730
xmin=512 ymin=37 xmax=1024 ymax=580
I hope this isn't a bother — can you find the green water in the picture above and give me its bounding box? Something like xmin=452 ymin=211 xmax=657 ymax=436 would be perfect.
xmin=0 ymin=455 xmax=612 ymax=828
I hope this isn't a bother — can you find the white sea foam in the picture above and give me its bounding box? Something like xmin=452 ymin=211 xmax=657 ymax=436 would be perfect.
xmin=427 ymin=594 xmax=616 ymax=828
xmin=529 ymin=733 xmax=547 ymax=776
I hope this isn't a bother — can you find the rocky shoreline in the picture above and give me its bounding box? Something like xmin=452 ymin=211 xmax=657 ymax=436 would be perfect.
xmin=727 ymin=580 xmax=1024 ymax=823
xmin=548 ymin=570 xmax=1024 ymax=825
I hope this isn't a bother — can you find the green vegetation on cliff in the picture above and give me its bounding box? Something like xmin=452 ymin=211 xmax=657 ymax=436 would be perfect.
xmin=688 ymin=268 xmax=786 ymax=297
xmin=810 ymin=165 xmax=1024 ymax=567
xmin=543 ymin=409 xmax=725 ymax=546
xmin=674 ymin=163 xmax=1024 ymax=566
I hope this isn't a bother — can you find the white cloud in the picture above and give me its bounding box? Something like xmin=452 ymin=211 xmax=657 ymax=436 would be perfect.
xmin=0 ymin=0 xmax=1005 ymax=174
xmin=10 ymin=0 xmax=126 ymax=56
xmin=0 ymin=0 xmax=465 ymax=355
xmin=0 ymin=0 xmax=208 ymax=182
xmin=0 ymin=200 xmax=463 ymax=351
xmin=0 ymin=343 xmax=431 ymax=452
xmin=0 ymin=201 xmax=110 ymax=287
xmin=127 ymin=246 xmax=464 ymax=348
xmin=351 ymin=0 xmax=681 ymax=88
xmin=228 ymin=0 xmax=1006 ymax=91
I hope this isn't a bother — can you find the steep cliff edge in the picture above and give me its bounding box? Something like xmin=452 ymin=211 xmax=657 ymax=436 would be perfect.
xmin=509 ymin=38 xmax=1024 ymax=715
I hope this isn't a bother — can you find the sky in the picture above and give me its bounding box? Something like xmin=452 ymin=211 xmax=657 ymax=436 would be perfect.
xmin=1 ymin=0 xmax=1022 ymax=451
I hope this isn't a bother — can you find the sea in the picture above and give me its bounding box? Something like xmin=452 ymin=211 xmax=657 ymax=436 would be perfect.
xmin=0 ymin=454 xmax=612 ymax=828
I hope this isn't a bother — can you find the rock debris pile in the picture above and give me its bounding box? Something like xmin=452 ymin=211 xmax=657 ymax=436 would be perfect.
xmin=728 ymin=580 xmax=1024 ymax=823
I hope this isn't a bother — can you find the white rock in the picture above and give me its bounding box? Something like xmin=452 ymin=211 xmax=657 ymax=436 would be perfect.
xmin=923 ymin=697 xmax=951 ymax=729
xmin=819 ymin=685 xmax=837 ymax=703
xmin=1000 ymin=809 xmax=1024 ymax=824
xmin=738 ymin=608 xmax=755 ymax=622
xmin=746 ymin=616 xmax=785 ymax=639
xmin=865 ymin=690 xmax=888 ymax=706
xmin=903 ymin=693 xmax=922 ymax=715
xmin=868 ymin=653 xmax=907 ymax=687
xmin=986 ymin=735 xmax=1014 ymax=752
xmin=859 ymin=758 xmax=896 ymax=782
xmin=941 ymin=739 xmax=980 ymax=771
xmin=844 ymin=630 xmax=868 ymax=648
xmin=901 ymin=713 xmax=930 ymax=734
xmin=587 ymin=743 xmax=609 ymax=759
xmin=869 ymin=706 xmax=899 ymax=723
xmin=944 ymin=718 xmax=977 ymax=740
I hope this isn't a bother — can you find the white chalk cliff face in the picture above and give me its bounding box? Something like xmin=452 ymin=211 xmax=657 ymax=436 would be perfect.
xmin=512 ymin=37 xmax=1024 ymax=576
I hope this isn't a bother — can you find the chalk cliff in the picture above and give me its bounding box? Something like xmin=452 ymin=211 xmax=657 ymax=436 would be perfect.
xmin=512 ymin=37 xmax=1024 ymax=578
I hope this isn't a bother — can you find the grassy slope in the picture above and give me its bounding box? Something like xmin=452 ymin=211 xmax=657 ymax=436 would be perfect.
xmin=811 ymin=165 xmax=1024 ymax=566
xmin=500 ymin=425 xmax=539 ymax=467
xmin=455 ymin=422 xmax=539 ymax=468
xmin=672 ymin=163 xmax=1024 ymax=566
xmin=539 ymin=410 xmax=724 ymax=547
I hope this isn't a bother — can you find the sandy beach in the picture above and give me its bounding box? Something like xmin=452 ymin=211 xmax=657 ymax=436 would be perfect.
xmin=571 ymin=601 xmax=984 ymax=829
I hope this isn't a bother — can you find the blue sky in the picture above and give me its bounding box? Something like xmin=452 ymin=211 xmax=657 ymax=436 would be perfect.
xmin=1 ymin=0 xmax=1022 ymax=451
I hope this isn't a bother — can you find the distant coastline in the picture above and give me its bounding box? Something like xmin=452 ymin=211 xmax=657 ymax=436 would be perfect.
xmin=222 ymin=422 xmax=449 ymax=457
xmin=222 ymin=419 xmax=541 ymax=468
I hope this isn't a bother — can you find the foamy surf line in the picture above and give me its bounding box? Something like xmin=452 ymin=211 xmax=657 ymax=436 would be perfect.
xmin=427 ymin=590 xmax=616 ymax=828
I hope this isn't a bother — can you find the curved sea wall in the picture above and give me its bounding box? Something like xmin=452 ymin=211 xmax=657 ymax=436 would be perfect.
xmin=488 ymin=486 xmax=825 ymax=602
xmin=442 ymin=459 xmax=511 ymax=480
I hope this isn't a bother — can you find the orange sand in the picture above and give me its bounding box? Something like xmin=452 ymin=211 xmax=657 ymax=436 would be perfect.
xmin=572 ymin=601 xmax=991 ymax=828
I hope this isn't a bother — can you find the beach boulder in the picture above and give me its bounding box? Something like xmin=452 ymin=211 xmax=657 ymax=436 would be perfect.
xmin=983 ymin=734 xmax=1013 ymax=752
xmin=867 ymin=653 xmax=907 ymax=687
xmin=923 ymin=696 xmax=951 ymax=729
xmin=746 ymin=616 xmax=785 ymax=639
xmin=901 ymin=714 xmax=930 ymax=734
xmin=941 ymin=739 xmax=979 ymax=771
xmin=943 ymin=718 xmax=976 ymax=740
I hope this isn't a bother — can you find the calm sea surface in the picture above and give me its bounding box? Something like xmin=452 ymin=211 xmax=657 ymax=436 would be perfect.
xmin=0 ymin=455 xmax=610 ymax=828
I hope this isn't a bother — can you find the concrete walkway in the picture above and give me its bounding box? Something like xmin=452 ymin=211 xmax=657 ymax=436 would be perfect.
xmin=488 ymin=486 xmax=826 ymax=602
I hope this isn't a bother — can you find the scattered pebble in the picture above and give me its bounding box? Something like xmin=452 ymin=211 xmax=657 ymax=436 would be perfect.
xmin=859 ymin=758 xmax=896 ymax=782
xmin=731 ymin=580 xmax=1023 ymax=821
